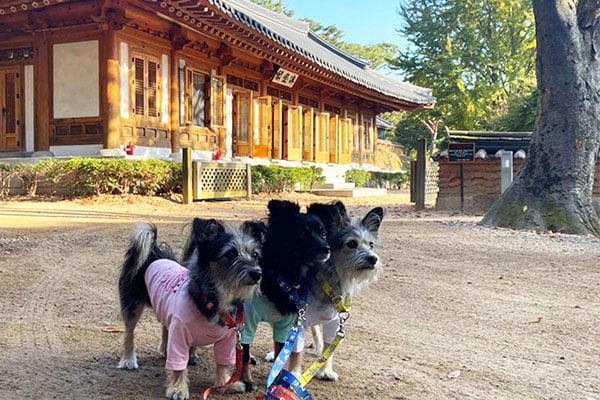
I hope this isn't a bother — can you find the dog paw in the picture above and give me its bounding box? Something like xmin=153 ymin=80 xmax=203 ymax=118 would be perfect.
xmin=187 ymin=355 xmax=199 ymax=366
xmin=317 ymin=369 xmax=339 ymax=381
xmin=243 ymin=380 xmax=256 ymax=392
xmin=264 ymin=351 xmax=275 ymax=362
xmin=166 ymin=387 xmax=189 ymax=400
xmin=117 ymin=357 xmax=138 ymax=370
xmin=220 ymin=380 xmax=245 ymax=394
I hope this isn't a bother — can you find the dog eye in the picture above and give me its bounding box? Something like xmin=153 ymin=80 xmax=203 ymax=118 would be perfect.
xmin=225 ymin=249 xmax=238 ymax=259
xmin=369 ymin=241 xmax=375 ymax=249
xmin=346 ymin=240 xmax=358 ymax=249
xmin=251 ymin=250 xmax=259 ymax=259
xmin=320 ymin=230 xmax=327 ymax=239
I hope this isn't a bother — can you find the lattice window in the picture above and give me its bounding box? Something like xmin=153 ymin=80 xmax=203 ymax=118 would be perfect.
xmin=193 ymin=162 xmax=249 ymax=200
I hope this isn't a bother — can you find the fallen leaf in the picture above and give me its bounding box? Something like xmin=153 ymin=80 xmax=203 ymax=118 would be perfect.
xmin=102 ymin=326 xmax=124 ymax=333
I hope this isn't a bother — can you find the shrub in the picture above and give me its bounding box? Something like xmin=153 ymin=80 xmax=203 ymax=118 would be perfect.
xmin=251 ymin=165 xmax=323 ymax=194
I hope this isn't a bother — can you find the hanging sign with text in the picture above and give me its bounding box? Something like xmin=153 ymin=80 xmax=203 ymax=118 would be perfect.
xmin=448 ymin=142 xmax=475 ymax=162
xmin=271 ymin=68 xmax=299 ymax=88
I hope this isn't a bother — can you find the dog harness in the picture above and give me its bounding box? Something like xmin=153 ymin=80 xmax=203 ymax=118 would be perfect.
xmin=145 ymin=259 xmax=237 ymax=371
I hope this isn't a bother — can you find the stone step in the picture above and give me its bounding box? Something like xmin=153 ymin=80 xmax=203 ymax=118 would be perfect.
xmin=309 ymin=187 xmax=387 ymax=198
xmin=312 ymin=182 xmax=356 ymax=190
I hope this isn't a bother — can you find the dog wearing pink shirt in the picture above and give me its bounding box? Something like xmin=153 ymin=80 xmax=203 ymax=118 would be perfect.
xmin=117 ymin=218 xmax=265 ymax=400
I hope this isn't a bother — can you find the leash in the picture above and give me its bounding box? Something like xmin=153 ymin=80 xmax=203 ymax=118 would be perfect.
xmin=316 ymin=273 xmax=352 ymax=313
xmin=202 ymin=304 xmax=244 ymax=400
xmin=298 ymin=274 xmax=352 ymax=387
xmin=260 ymin=275 xmax=352 ymax=399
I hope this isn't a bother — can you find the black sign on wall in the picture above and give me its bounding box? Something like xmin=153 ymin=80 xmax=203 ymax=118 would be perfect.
xmin=448 ymin=142 xmax=475 ymax=162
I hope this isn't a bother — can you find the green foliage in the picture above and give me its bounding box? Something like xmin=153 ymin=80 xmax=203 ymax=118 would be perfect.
xmin=370 ymin=171 xmax=410 ymax=190
xmin=251 ymin=0 xmax=294 ymax=16
xmin=392 ymin=0 xmax=536 ymax=130
xmin=251 ymin=165 xmax=323 ymax=194
xmin=0 ymin=163 xmax=16 ymax=198
xmin=345 ymin=169 xmax=371 ymax=187
xmin=2 ymin=158 xmax=182 ymax=198
xmin=345 ymin=169 xmax=409 ymax=190
xmin=491 ymin=89 xmax=538 ymax=132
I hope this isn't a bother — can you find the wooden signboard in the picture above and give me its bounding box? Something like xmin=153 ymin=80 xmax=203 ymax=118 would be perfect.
xmin=448 ymin=142 xmax=475 ymax=162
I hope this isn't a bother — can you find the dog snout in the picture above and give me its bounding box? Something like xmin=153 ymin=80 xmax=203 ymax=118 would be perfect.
xmin=366 ymin=254 xmax=378 ymax=266
xmin=248 ymin=268 xmax=262 ymax=282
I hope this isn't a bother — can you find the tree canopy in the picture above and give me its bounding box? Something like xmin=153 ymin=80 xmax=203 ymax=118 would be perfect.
xmin=392 ymin=0 xmax=537 ymax=132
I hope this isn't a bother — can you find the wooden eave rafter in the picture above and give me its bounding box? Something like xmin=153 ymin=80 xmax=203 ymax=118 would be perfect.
xmin=135 ymin=0 xmax=420 ymax=112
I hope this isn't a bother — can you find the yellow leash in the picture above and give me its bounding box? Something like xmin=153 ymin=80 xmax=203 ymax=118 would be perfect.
xmin=298 ymin=274 xmax=352 ymax=387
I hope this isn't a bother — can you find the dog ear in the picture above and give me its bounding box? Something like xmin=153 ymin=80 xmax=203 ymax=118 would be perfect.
xmin=307 ymin=201 xmax=348 ymax=231
xmin=192 ymin=218 xmax=225 ymax=242
xmin=362 ymin=207 xmax=384 ymax=235
xmin=242 ymin=220 xmax=268 ymax=243
xmin=268 ymin=199 xmax=300 ymax=217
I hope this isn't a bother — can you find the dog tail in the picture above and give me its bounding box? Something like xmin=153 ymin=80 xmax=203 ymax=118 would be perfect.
xmin=120 ymin=223 xmax=175 ymax=285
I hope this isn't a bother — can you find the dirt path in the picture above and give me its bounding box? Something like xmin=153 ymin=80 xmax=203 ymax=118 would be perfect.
xmin=0 ymin=193 xmax=599 ymax=400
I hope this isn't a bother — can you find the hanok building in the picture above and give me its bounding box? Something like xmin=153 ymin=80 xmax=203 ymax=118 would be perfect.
xmin=0 ymin=0 xmax=434 ymax=168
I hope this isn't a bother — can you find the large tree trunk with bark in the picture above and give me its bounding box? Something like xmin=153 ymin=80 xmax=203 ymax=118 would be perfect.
xmin=480 ymin=0 xmax=600 ymax=234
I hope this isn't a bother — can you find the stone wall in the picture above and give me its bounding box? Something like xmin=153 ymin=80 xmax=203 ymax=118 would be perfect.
xmin=436 ymin=159 xmax=600 ymax=213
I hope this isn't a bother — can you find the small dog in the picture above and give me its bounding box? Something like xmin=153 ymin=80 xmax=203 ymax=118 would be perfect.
xmin=240 ymin=199 xmax=331 ymax=391
xmin=117 ymin=218 xmax=265 ymax=400
xmin=289 ymin=200 xmax=384 ymax=381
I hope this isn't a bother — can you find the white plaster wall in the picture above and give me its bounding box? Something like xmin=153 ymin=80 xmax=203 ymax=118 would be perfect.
xmin=50 ymin=144 xmax=103 ymax=157
xmin=24 ymin=65 xmax=34 ymax=152
xmin=225 ymin=87 xmax=233 ymax=159
xmin=161 ymin=54 xmax=169 ymax=124
xmin=120 ymin=42 xmax=129 ymax=119
xmin=53 ymin=40 xmax=100 ymax=118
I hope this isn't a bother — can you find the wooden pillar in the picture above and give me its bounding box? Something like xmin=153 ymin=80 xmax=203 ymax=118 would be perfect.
xmin=33 ymin=33 xmax=50 ymax=151
xmin=104 ymin=29 xmax=121 ymax=149
xmin=182 ymin=147 xmax=193 ymax=205
xmin=415 ymin=138 xmax=427 ymax=211
xmin=170 ymin=50 xmax=180 ymax=154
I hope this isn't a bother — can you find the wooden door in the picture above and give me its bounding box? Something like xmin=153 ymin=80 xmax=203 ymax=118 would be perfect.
xmin=0 ymin=68 xmax=21 ymax=152
xmin=272 ymin=99 xmax=282 ymax=159
xmin=328 ymin=114 xmax=339 ymax=163
xmin=285 ymin=105 xmax=302 ymax=161
xmin=252 ymin=96 xmax=272 ymax=158
xmin=314 ymin=112 xmax=330 ymax=163
xmin=339 ymin=117 xmax=352 ymax=164
xmin=232 ymin=91 xmax=251 ymax=156
xmin=302 ymin=107 xmax=314 ymax=161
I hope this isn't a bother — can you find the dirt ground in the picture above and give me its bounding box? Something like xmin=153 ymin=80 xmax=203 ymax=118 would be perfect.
xmin=0 ymin=192 xmax=599 ymax=400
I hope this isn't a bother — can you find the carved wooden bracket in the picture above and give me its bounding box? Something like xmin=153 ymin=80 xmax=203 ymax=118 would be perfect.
xmin=170 ymin=26 xmax=191 ymax=51
xmin=92 ymin=1 xmax=131 ymax=31
xmin=217 ymin=43 xmax=236 ymax=66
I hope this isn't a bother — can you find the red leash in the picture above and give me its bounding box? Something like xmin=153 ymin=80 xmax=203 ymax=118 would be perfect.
xmin=202 ymin=305 xmax=244 ymax=399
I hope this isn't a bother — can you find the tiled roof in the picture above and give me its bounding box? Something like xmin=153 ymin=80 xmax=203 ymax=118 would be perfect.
xmin=210 ymin=0 xmax=435 ymax=106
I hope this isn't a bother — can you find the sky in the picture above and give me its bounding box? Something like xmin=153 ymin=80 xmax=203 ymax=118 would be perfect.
xmin=285 ymin=0 xmax=406 ymax=47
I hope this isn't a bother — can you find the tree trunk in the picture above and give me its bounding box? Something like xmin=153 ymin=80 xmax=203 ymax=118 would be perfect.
xmin=480 ymin=0 xmax=600 ymax=235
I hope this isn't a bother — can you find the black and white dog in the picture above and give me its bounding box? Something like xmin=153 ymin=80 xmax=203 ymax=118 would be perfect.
xmin=117 ymin=218 xmax=265 ymax=400
xmin=289 ymin=201 xmax=384 ymax=381
xmin=239 ymin=199 xmax=331 ymax=391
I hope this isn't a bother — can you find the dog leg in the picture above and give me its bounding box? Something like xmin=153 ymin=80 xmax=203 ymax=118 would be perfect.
xmin=158 ymin=326 xmax=168 ymax=358
xmin=241 ymin=343 xmax=255 ymax=391
xmin=311 ymin=325 xmax=324 ymax=355
xmin=166 ymin=369 xmax=189 ymax=400
xmin=118 ymin=303 xmax=144 ymax=370
xmin=316 ymin=345 xmax=338 ymax=381
xmin=188 ymin=346 xmax=199 ymax=366
xmin=215 ymin=364 xmax=245 ymax=393
xmin=288 ymin=350 xmax=303 ymax=377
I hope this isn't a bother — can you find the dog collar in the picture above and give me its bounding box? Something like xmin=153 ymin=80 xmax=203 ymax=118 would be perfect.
xmin=276 ymin=276 xmax=308 ymax=309
xmin=217 ymin=303 xmax=244 ymax=329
